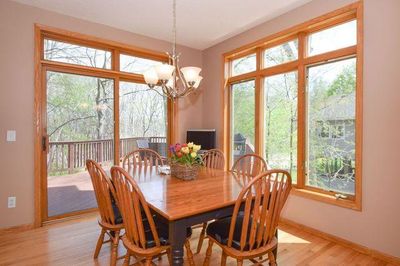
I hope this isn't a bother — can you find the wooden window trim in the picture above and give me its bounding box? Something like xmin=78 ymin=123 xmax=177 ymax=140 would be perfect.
xmin=34 ymin=24 xmax=176 ymax=226
xmin=222 ymin=2 xmax=363 ymax=211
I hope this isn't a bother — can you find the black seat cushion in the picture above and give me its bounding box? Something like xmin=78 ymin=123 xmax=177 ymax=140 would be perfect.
xmin=207 ymin=215 xmax=260 ymax=251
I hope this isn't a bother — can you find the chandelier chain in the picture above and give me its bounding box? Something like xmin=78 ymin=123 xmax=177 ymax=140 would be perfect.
xmin=172 ymin=0 xmax=177 ymax=56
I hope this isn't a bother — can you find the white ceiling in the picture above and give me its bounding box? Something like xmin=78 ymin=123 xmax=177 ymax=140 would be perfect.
xmin=13 ymin=0 xmax=312 ymax=50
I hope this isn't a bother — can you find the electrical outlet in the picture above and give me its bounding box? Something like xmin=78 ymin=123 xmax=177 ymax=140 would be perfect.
xmin=8 ymin=197 xmax=16 ymax=208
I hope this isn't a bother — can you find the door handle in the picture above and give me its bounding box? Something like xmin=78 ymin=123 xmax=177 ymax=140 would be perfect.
xmin=42 ymin=135 xmax=49 ymax=153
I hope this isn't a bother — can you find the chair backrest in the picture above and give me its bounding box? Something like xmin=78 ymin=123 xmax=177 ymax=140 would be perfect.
xmin=122 ymin=148 xmax=163 ymax=170
xmin=111 ymin=166 xmax=161 ymax=250
xmin=231 ymin=154 xmax=268 ymax=177
xmin=86 ymin=159 xmax=117 ymax=226
xmin=228 ymin=170 xmax=292 ymax=252
xmin=203 ymin=149 xmax=225 ymax=170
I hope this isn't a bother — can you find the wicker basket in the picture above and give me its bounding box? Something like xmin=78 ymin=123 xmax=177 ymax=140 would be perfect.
xmin=170 ymin=163 xmax=200 ymax=181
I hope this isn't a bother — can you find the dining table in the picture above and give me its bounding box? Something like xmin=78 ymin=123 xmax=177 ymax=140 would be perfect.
xmin=126 ymin=166 xmax=278 ymax=266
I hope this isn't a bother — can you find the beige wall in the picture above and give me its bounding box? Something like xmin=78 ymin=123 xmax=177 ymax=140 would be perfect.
xmin=0 ymin=0 xmax=202 ymax=228
xmin=202 ymin=0 xmax=400 ymax=258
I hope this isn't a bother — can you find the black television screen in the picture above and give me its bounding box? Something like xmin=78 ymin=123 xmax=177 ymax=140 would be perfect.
xmin=186 ymin=129 xmax=216 ymax=150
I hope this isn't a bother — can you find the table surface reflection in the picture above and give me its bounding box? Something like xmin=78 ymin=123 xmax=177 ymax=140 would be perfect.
xmin=126 ymin=167 xmax=246 ymax=220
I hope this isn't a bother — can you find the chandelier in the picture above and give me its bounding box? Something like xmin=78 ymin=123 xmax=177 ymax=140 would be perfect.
xmin=143 ymin=0 xmax=202 ymax=99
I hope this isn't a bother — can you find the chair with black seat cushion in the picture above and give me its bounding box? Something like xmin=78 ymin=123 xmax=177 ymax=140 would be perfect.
xmin=202 ymin=149 xmax=225 ymax=170
xmin=203 ymin=170 xmax=292 ymax=266
xmin=196 ymin=148 xmax=226 ymax=254
xmin=86 ymin=159 xmax=124 ymax=266
xmin=231 ymin=153 xmax=268 ymax=178
xmin=110 ymin=166 xmax=195 ymax=266
xmin=122 ymin=148 xmax=164 ymax=171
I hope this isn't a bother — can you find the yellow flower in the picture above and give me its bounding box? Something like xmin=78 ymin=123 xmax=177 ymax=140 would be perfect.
xmin=187 ymin=142 xmax=194 ymax=148
xmin=193 ymin=144 xmax=201 ymax=152
xmin=190 ymin=152 xmax=197 ymax=158
xmin=181 ymin=147 xmax=190 ymax=154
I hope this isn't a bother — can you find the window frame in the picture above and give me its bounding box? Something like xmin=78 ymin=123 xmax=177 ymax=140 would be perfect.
xmin=34 ymin=24 xmax=176 ymax=225
xmin=222 ymin=2 xmax=363 ymax=210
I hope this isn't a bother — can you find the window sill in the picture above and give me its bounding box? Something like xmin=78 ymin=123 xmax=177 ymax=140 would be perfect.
xmin=290 ymin=187 xmax=361 ymax=211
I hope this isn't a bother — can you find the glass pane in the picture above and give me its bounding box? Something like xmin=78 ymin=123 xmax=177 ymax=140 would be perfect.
xmin=231 ymin=53 xmax=256 ymax=76
xmin=308 ymin=20 xmax=357 ymax=56
xmin=119 ymin=82 xmax=167 ymax=157
xmin=120 ymin=54 xmax=163 ymax=74
xmin=306 ymin=58 xmax=356 ymax=195
xmin=46 ymin=72 xmax=114 ymax=217
xmin=44 ymin=39 xmax=111 ymax=69
xmin=264 ymin=39 xmax=298 ymax=68
xmin=264 ymin=72 xmax=298 ymax=182
xmin=231 ymin=80 xmax=255 ymax=165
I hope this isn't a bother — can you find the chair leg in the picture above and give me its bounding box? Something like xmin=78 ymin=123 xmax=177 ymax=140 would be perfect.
xmin=123 ymin=252 xmax=130 ymax=266
xmin=237 ymin=259 xmax=243 ymax=266
xmin=110 ymin=230 xmax=120 ymax=266
xmin=196 ymin=222 xmax=207 ymax=254
xmin=166 ymin=248 xmax=172 ymax=265
xmin=221 ymin=252 xmax=227 ymax=266
xmin=184 ymin=239 xmax=195 ymax=266
xmin=144 ymin=257 xmax=152 ymax=266
xmin=268 ymin=251 xmax=277 ymax=266
xmin=203 ymin=240 xmax=214 ymax=266
xmin=94 ymin=228 xmax=106 ymax=258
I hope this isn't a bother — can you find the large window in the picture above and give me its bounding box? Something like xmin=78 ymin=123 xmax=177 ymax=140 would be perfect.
xmin=307 ymin=58 xmax=356 ymax=195
xmin=264 ymin=72 xmax=298 ymax=182
xmin=224 ymin=3 xmax=362 ymax=209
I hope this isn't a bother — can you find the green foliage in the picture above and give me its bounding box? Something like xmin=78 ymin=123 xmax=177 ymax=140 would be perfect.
xmin=232 ymin=81 xmax=255 ymax=145
xmin=326 ymin=63 xmax=356 ymax=96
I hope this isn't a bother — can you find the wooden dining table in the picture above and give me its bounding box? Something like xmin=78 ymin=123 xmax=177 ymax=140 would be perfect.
xmin=126 ymin=166 xmax=278 ymax=266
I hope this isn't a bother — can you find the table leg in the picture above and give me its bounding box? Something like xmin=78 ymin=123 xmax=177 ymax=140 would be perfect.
xmin=169 ymin=220 xmax=187 ymax=266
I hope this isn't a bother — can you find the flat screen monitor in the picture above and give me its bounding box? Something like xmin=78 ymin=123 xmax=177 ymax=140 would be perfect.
xmin=186 ymin=129 xmax=216 ymax=150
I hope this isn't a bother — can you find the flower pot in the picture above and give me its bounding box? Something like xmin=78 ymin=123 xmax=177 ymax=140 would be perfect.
xmin=170 ymin=163 xmax=200 ymax=181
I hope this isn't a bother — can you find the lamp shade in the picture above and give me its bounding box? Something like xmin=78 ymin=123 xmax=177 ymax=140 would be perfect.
xmin=194 ymin=76 xmax=203 ymax=88
xmin=155 ymin=64 xmax=175 ymax=80
xmin=143 ymin=67 xmax=159 ymax=85
xmin=181 ymin=67 xmax=201 ymax=83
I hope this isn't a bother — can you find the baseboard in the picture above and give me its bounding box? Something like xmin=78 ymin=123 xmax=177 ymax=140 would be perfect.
xmin=0 ymin=223 xmax=34 ymax=234
xmin=279 ymin=218 xmax=400 ymax=265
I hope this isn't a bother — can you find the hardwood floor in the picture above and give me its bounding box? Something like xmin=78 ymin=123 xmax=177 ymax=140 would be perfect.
xmin=0 ymin=214 xmax=395 ymax=266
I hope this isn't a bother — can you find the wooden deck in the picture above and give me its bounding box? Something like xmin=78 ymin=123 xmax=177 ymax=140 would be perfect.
xmin=48 ymin=171 xmax=97 ymax=217
xmin=0 ymin=215 xmax=393 ymax=265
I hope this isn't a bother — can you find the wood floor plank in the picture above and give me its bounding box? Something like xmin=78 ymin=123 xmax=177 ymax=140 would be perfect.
xmin=0 ymin=215 xmax=393 ymax=266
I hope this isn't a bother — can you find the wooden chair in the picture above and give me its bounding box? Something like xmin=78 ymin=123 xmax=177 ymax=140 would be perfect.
xmin=202 ymin=149 xmax=225 ymax=170
xmin=122 ymin=148 xmax=164 ymax=170
xmin=231 ymin=153 xmax=268 ymax=181
xmin=203 ymin=170 xmax=292 ymax=266
xmin=110 ymin=166 xmax=195 ymax=266
xmin=86 ymin=159 xmax=124 ymax=266
xmin=196 ymin=149 xmax=226 ymax=254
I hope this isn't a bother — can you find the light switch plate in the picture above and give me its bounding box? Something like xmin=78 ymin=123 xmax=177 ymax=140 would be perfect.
xmin=6 ymin=130 xmax=16 ymax=142
xmin=8 ymin=197 xmax=16 ymax=208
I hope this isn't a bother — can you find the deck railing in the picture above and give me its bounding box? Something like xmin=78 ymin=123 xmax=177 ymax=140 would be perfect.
xmin=48 ymin=137 xmax=166 ymax=175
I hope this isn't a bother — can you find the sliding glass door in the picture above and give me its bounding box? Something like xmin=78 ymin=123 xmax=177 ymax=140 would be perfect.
xmin=37 ymin=28 xmax=171 ymax=222
xmin=46 ymin=71 xmax=114 ymax=217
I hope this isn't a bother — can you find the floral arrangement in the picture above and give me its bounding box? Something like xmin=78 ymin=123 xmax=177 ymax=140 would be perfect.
xmin=169 ymin=142 xmax=203 ymax=166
